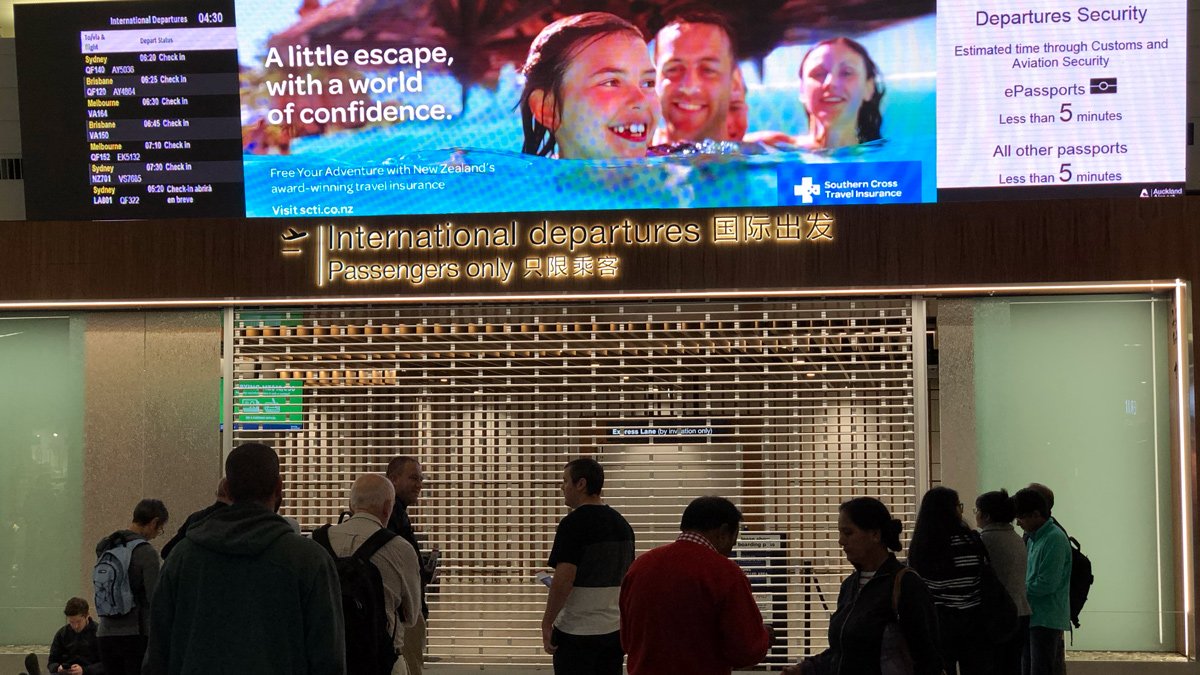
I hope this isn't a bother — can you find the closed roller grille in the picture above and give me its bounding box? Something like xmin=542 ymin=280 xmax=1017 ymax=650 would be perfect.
xmin=231 ymin=298 xmax=919 ymax=667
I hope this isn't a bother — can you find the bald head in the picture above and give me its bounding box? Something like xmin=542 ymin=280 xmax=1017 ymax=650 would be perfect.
xmin=350 ymin=473 xmax=396 ymax=523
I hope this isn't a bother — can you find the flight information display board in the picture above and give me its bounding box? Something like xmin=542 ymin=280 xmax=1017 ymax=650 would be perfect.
xmin=14 ymin=0 xmax=1188 ymax=221
xmin=17 ymin=0 xmax=244 ymax=219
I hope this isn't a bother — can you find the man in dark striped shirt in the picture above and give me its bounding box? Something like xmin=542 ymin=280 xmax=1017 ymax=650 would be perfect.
xmin=542 ymin=458 xmax=635 ymax=675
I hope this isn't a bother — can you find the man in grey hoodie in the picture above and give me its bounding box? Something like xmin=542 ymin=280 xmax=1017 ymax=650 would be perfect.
xmin=143 ymin=443 xmax=345 ymax=675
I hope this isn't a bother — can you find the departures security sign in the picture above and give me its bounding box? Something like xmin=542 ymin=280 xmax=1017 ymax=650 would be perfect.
xmin=936 ymin=1 xmax=1185 ymax=200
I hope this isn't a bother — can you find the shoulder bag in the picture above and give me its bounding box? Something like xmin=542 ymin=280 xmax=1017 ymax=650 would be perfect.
xmin=880 ymin=567 xmax=916 ymax=675
xmin=978 ymin=561 xmax=1019 ymax=643
xmin=970 ymin=530 xmax=1020 ymax=643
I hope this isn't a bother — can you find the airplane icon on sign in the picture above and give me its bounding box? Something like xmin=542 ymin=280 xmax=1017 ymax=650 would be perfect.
xmin=281 ymin=227 xmax=308 ymax=254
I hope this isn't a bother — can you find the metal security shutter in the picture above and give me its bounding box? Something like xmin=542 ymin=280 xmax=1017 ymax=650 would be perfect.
xmin=230 ymin=298 xmax=919 ymax=667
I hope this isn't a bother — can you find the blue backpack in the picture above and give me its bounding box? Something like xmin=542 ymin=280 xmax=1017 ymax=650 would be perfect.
xmin=93 ymin=537 xmax=147 ymax=617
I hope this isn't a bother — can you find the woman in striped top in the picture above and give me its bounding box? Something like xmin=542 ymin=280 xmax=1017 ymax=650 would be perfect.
xmin=908 ymin=486 xmax=993 ymax=674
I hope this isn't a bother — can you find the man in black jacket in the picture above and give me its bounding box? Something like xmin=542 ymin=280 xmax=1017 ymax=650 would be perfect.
xmin=385 ymin=456 xmax=436 ymax=675
xmin=46 ymin=597 xmax=104 ymax=674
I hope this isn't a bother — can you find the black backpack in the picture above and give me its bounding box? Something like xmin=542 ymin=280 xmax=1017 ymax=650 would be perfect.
xmin=313 ymin=524 xmax=398 ymax=675
xmin=1055 ymin=521 xmax=1094 ymax=629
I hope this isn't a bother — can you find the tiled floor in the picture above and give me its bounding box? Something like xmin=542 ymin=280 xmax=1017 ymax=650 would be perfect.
xmin=1 ymin=646 xmax=1193 ymax=661
xmin=1066 ymin=651 xmax=1188 ymax=662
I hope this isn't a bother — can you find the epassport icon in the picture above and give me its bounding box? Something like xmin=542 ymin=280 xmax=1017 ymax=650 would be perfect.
xmin=1090 ymin=77 xmax=1117 ymax=94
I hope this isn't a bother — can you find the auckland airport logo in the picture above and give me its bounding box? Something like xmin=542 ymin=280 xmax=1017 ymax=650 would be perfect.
xmin=1140 ymin=186 xmax=1184 ymax=198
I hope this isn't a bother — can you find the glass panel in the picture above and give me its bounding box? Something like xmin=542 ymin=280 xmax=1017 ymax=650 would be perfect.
xmin=0 ymin=316 xmax=85 ymax=644
xmin=974 ymin=295 xmax=1175 ymax=651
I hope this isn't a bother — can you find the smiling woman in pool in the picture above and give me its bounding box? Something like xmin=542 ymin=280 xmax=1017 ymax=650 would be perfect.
xmin=519 ymin=12 xmax=658 ymax=159
xmin=793 ymin=37 xmax=885 ymax=150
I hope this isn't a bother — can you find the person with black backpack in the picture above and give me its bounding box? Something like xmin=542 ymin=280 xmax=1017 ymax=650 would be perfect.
xmin=94 ymin=498 xmax=168 ymax=675
xmin=1013 ymin=488 xmax=1071 ymax=675
xmin=318 ymin=473 xmax=421 ymax=675
xmin=1020 ymin=483 xmax=1095 ymax=675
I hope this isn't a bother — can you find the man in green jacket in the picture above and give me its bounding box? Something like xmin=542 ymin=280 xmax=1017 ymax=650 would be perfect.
xmin=1013 ymin=487 xmax=1071 ymax=675
xmin=143 ymin=443 xmax=345 ymax=675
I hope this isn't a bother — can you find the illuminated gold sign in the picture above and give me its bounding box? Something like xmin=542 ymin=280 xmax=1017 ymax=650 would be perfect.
xmin=281 ymin=212 xmax=836 ymax=289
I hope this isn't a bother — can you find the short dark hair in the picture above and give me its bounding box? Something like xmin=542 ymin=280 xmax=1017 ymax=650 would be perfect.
xmin=565 ymin=457 xmax=604 ymax=495
xmin=680 ymin=496 xmax=743 ymax=532
xmin=225 ymin=442 xmax=281 ymax=503
xmin=976 ymin=489 xmax=1015 ymax=524
xmin=1027 ymin=482 xmax=1055 ymax=515
xmin=386 ymin=456 xmax=418 ymax=480
xmin=840 ymin=497 xmax=903 ymax=552
xmin=1012 ymin=487 xmax=1048 ymax=518
xmin=656 ymin=6 xmax=739 ymax=61
xmin=64 ymin=597 xmax=89 ymax=617
xmin=132 ymin=499 xmax=168 ymax=526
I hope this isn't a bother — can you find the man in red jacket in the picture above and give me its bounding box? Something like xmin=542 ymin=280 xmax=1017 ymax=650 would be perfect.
xmin=619 ymin=496 xmax=773 ymax=675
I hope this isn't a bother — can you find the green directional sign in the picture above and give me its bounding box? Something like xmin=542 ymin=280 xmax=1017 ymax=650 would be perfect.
xmin=240 ymin=311 xmax=305 ymax=328
xmin=234 ymin=379 xmax=304 ymax=430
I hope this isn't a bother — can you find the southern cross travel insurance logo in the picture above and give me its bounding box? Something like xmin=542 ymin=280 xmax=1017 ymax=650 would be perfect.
xmin=794 ymin=177 xmax=821 ymax=204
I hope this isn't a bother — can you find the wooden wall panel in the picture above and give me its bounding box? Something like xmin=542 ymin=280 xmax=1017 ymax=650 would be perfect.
xmin=1 ymin=199 xmax=1196 ymax=303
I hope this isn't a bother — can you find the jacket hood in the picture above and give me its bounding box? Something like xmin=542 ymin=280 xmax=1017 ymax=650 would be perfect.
xmin=186 ymin=502 xmax=296 ymax=557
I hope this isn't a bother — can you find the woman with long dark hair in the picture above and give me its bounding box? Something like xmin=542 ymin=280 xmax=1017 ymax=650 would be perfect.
xmin=908 ymin=486 xmax=993 ymax=674
xmin=782 ymin=497 xmax=941 ymax=675
xmin=793 ymin=36 xmax=884 ymax=150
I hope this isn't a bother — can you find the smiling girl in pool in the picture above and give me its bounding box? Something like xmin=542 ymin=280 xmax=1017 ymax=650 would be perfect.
xmin=519 ymin=12 xmax=659 ymax=159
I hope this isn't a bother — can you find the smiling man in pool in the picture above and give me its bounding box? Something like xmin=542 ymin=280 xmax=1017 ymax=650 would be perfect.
xmin=652 ymin=9 xmax=738 ymax=145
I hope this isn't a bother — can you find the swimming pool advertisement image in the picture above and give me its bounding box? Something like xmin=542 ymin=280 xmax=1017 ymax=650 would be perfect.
xmin=13 ymin=0 xmax=1188 ymax=220
xmin=235 ymin=1 xmax=939 ymax=216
